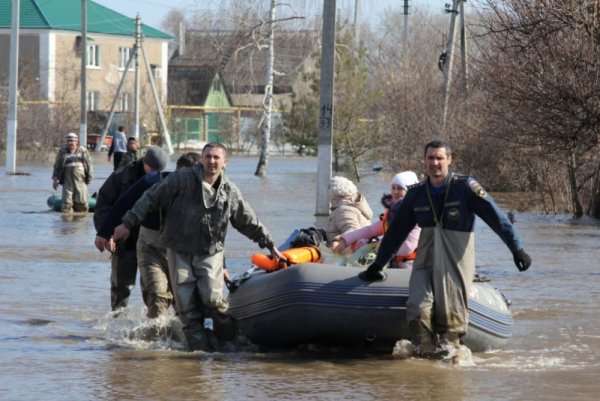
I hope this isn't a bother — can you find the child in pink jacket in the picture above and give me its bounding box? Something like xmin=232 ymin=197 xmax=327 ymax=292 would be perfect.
xmin=333 ymin=171 xmax=421 ymax=269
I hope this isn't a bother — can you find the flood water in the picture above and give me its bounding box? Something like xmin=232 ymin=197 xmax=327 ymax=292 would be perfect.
xmin=1 ymin=153 xmax=599 ymax=401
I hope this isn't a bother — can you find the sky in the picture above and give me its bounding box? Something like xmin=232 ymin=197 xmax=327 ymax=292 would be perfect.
xmin=93 ymin=0 xmax=449 ymax=32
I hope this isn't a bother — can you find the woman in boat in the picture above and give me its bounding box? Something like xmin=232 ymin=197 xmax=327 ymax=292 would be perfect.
xmin=332 ymin=171 xmax=421 ymax=269
xmin=326 ymin=176 xmax=373 ymax=248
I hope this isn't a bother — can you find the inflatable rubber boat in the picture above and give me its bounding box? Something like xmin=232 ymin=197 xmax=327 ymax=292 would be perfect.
xmin=46 ymin=194 xmax=96 ymax=212
xmin=228 ymin=263 xmax=512 ymax=352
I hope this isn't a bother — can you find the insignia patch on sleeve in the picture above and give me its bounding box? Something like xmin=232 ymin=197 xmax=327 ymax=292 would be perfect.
xmin=469 ymin=180 xmax=488 ymax=198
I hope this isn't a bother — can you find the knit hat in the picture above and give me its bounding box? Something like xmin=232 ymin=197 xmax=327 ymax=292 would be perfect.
xmin=143 ymin=146 xmax=169 ymax=171
xmin=66 ymin=132 xmax=78 ymax=141
xmin=329 ymin=176 xmax=358 ymax=198
xmin=391 ymin=171 xmax=419 ymax=189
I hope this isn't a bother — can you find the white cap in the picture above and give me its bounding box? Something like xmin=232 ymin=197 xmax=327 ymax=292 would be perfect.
xmin=329 ymin=176 xmax=358 ymax=197
xmin=66 ymin=132 xmax=78 ymax=141
xmin=391 ymin=171 xmax=419 ymax=189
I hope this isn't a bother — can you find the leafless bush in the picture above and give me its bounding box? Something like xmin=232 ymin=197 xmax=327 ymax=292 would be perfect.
xmin=0 ymin=60 xmax=79 ymax=160
xmin=470 ymin=0 xmax=600 ymax=217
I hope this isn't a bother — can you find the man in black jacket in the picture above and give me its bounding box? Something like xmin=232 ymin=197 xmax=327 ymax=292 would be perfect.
xmin=361 ymin=140 xmax=531 ymax=357
xmin=93 ymin=146 xmax=169 ymax=312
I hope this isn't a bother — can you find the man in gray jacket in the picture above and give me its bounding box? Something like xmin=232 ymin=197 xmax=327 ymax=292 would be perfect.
xmin=52 ymin=132 xmax=93 ymax=213
xmin=113 ymin=142 xmax=285 ymax=351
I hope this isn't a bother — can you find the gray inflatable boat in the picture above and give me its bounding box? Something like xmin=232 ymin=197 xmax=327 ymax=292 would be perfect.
xmin=228 ymin=263 xmax=512 ymax=352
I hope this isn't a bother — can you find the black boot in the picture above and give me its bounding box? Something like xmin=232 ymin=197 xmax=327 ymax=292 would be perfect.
xmin=184 ymin=324 xmax=209 ymax=352
xmin=213 ymin=313 xmax=238 ymax=341
xmin=409 ymin=321 xmax=448 ymax=359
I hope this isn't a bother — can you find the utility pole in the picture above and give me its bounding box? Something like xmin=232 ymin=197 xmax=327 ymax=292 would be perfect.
xmin=5 ymin=0 xmax=19 ymax=174
xmin=96 ymin=16 xmax=173 ymax=154
xmin=441 ymin=0 xmax=463 ymax=131
xmin=139 ymin=45 xmax=173 ymax=153
xmin=459 ymin=0 xmax=468 ymax=98
xmin=353 ymin=0 xmax=360 ymax=52
xmin=133 ymin=14 xmax=141 ymax=139
xmin=96 ymin=48 xmax=135 ymax=152
xmin=402 ymin=0 xmax=409 ymax=47
xmin=315 ymin=0 xmax=336 ymax=216
xmin=79 ymin=0 xmax=87 ymax=148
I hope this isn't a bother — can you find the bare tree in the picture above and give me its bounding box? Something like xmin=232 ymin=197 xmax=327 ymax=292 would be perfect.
xmin=330 ymin=26 xmax=382 ymax=180
xmin=255 ymin=0 xmax=277 ymax=177
xmin=365 ymin=9 xmax=448 ymax=173
xmin=160 ymin=8 xmax=186 ymax=35
xmin=0 ymin=47 xmax=80 ymax=159
xmin=471 ymin=0 xmax=600 ymax=217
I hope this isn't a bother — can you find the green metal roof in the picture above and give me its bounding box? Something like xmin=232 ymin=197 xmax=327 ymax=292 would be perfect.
xmin=0 ymin=0 xmax=172 ymax=39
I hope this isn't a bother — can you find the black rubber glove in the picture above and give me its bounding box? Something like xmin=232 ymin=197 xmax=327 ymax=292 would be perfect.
xmin=513 ymin=249 xmax=531 ymax=272
xmin=359 ymin=262 xmax=386 ymax=282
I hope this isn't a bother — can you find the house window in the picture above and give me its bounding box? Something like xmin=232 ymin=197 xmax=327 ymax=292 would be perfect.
xmin=119 ymin=47 xmax=134 ymax=70
xmin=173 ymin=118 xmax=201 ymax=141
xmin=119 ymin=92 xmax=130 ymax=112
xmin=206 ymin=114 xmax=223 ymax=143
xmin=150 ymin=64 xmax=162 ymax=79
xmin=212 ymin=79 xmax=221 ymax=92
xmin=87 ymin=44 xmax=100 ymax=68
xmin=87 ymin=91 xmax=101 ymax=111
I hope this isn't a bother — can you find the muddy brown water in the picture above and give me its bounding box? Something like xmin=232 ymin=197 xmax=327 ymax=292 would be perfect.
xmin=1 ymin=154 xmax=599 ymax=401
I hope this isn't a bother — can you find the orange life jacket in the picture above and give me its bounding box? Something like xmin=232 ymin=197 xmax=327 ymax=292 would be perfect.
xmin=381 ymin=209 xmax=417 ymax=263
xmin=381 ymin=209 xmax=390 ymax=233
xmin=394 ymin=250 xmax=417 ymax=263
xmin=251 ymin=246 xmax=321 ymax=272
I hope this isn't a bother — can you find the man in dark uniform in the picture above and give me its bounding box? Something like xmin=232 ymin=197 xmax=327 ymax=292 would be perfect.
xmin=361 ymin=140 xmax=532 ymax=356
